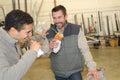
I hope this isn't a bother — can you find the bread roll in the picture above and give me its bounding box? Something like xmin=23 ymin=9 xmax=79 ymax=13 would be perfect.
xmin=54 ymin=33 xmax=64 ymax=41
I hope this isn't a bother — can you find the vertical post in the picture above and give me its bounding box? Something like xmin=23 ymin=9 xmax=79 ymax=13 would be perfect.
xmin=81 ymin=13 xmax=87 ymax=35
xmin=106 ymin=16 xmax=110 ymax=37
xmin=91 ymin=14 xmax=96 ymax=32
xmin=98 ymin=11 xmax=102 ymax=31
xmin=18 ymin=0 xmax=20 ymax=9
xmin=74 ymin=14 xmax=78 ymax=25
xmin=114 ymin=13 xmax=119 ymax=31
xmin=12 ymin=0 xmax=16 ymax=10
xmin=54 ymin=0 xmax=56 ymax=7
xmin=91 ymin=14 xmax=94 ymax=28
xmin=1 ymin=7 xmax=5 ymax=18
xmin=88 ymin=17 xmax=90 ymax=33
xmin=25 ymin=0 xmax=27 ymax=12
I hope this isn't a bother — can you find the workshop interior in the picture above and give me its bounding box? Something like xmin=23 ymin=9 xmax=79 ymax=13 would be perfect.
xmin=0 ymin=0 xmax=120 ymax=80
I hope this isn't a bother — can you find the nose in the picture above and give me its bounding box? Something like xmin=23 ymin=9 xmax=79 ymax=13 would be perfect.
xmin=54 ymin=18 xmax=59 ymax=23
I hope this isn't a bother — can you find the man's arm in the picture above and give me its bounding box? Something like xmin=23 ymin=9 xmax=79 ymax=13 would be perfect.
xmin=77 ymin=29 xmax=97 ymax=71
xmin=78 ymin=29 xmax=99 ymax=80
xmin=0 ymin=50 xmax=37 ymax=80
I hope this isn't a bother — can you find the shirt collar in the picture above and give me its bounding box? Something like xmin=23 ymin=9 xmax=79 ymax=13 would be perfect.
xmin=0 ymin=28 xmax=18 ymax=45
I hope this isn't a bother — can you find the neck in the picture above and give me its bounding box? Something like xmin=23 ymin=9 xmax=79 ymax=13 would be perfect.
xmin=8 ymin=30 xmax=17 ymax=40
xmin=57 ymin=26 xmax=64 ymax=33
xmin=60 ymin=27 xmax=64 ymax=33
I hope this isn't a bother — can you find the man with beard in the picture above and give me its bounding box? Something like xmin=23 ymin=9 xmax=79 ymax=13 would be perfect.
xmin=46 ymin=5 xmax=99 ymax=80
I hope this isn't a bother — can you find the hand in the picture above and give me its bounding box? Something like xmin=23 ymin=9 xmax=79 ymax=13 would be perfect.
xmin=87 ymin=70 xmax=99 ymax=80
xmin=53 ymin=40 xmax=61 ymax=53
xmin=49 ymin=38 xmax=59 ymax=50
xmin=29 ymin=40 xmax=41 ymax=52
xmin=41 ymin=30 xmax=49 ymax=38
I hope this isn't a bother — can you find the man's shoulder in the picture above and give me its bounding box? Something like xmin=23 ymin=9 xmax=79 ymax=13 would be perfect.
xmin=67 ymin=23 xmax=80 ymax=31
xmin=64 ymin=23 xmax=80 ymax=36
xmin=68 ymin=23 xmax=81 ymax=27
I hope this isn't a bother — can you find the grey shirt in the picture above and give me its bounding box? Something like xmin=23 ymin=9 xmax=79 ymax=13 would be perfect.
xmin=78 ymin=29 xmax=96 ymax=71
xmin=0 ymin=28 xmax=37 ymax=80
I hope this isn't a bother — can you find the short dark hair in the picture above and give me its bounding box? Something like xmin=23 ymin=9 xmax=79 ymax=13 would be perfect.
xmin=4 ymin=10 xmax=33 ymax=31
xmin=52 ymin=5 xmax=67 ymax=16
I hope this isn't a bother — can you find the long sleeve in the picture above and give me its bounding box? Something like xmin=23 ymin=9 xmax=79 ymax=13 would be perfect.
xmin=0 ymin=50 xmax=37 ymax=80
xmin=78 ymin=29 xmax=97 ymax=71
xmin=0 ymin=28 xmax=38 ymax=80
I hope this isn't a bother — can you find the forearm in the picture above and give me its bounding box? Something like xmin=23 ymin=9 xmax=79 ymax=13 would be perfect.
xmin=78 ymin=31 xmax=97 ymax=71
xmin=0 ymin=50 xmax=37 ymax=80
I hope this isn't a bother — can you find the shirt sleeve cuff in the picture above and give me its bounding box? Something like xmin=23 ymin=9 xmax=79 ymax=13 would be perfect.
xmin=37 ymin=49 xmax=44 ymax=57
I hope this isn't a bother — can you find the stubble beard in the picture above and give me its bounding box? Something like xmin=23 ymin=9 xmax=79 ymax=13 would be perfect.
xmin=55 ymin=22 xmax=65 ymax=30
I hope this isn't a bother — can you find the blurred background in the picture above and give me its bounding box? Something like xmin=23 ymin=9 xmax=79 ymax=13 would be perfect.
xmin=0 ymin=0 xmax=120 ymax=80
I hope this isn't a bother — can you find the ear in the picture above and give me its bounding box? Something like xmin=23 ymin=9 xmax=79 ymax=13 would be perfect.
xmin=65 ymin=14 xmax=68 ymax=20
xmin=10 ymin=27 xmax=18 ymax=33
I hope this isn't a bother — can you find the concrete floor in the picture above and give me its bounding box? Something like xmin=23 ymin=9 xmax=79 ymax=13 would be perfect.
xmin=22 ymin=47 xmax=120 ymax=80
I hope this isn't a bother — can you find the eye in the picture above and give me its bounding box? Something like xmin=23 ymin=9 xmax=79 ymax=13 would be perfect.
xmin=27 ymin=31 xmax=32 ymax=34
